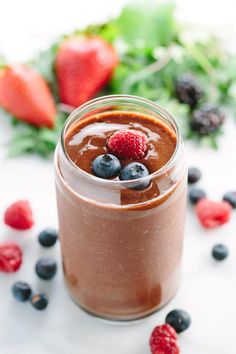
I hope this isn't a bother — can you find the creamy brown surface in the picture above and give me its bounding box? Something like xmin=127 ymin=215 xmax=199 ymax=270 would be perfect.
xmin=56 ymin=111 xmax=186 ymax=320
xmin=65 ymin=111 xmax=176 ymax=175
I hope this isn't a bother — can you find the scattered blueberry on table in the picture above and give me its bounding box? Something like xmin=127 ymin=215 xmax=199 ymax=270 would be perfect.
xmin=188 ymin=167 xmax=201 ymax=184
xmin=223 ymin=191 xmax=236 ymax=209
xmin=92 ymin=154 xmax=121 ymax=178
xmin=12 ymin=281 xmax=32 ymax=302
xmin=31 ymin=293 xmax=48 ymax=310
xmin=212 ymin=244 xmax=229 ymax=261
xmin=38 ymin=228 xmax=58 ymax=247
xmin=35 ymin=257 xmax=57 ymax=280
xmin=189 ymin=188 xmax=206 ymax=204
xmin=165 ymin=309 xmax=191 ymax=333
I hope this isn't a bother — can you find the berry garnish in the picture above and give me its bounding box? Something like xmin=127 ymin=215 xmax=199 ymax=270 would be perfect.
xmin=191 ymin=103 xmax=225 ymax=135
xmin=212 ymin=244 xmax=229 ymax=261
xmin=35 ymin=257 xmax=57 ymax=280
xmin=12 ymin=281 xmax=32 ymax=302
xmin=150 ymin=324 xmax=180 ymax=354
xmin=4 ymin=200 xmax=34 ymax=230
xmin=196 ymin=198 xmax=232 ymax=228
xmin=120 ymin=162 xmax=149 ymax=190
xmin=165 ymin=309 xmax=191 ymax=333
xmin=188 ymin=167 xmax=201 ymax=184
xmin=108 ymin=129 xmax=147 ymax=159
xmin=189 ymin=188 xmax=206 ymax=204
xmin=175 ymin=73 xmax=203 ymax=108
xmin=223 ymin=191 xmax=236 ymax=209
xmin=0 ymin=242 xmax=23 ymax=272
xmin=38 ymin=228 xmax=58 ymax=247
xmin=92 ymin=154 xmax=121 ymax=178
xmin=31 ymin=293 xmax=48 ymax=310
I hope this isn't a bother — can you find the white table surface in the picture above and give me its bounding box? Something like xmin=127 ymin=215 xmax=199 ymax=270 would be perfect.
xmin=0 ymin=1 xmax=236 ymax=353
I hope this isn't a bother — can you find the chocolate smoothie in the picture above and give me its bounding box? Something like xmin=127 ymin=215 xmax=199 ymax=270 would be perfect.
xmin=55 ymin=95 xmax=187 ymax=321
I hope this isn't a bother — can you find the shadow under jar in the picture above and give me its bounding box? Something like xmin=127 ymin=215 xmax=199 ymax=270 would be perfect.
xmin=54 ymin=95 xmax=187 ymax=321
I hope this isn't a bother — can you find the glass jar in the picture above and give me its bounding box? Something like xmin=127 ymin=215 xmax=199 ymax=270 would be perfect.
xmin=54 ymin=95 xmax=187 ymax=321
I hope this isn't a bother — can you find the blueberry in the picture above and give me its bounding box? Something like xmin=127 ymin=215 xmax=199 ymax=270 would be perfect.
xmin=189 ymin=188 xmax=206 ymax=204
xmin=31 ymin=293 xmax=48 ymax=310
xmin=12 ymin=281 xmax=32 ymax=302
xmin=35 ymin=257 xmax=57 ymax=280
xmin=119 ymin=162 xmax=149 ymax=190
xmin=188 ymin=167 xmax=201 ymax=184
xmin=165 ymin=309 xmax=191 ymax=333
xmin=223 ymin=191 xmax=236 ymax=209
xmin=212 ymin=244 xmax=229 ymax=261
xmin=92 ymin=154 xmax=121 ymax=179
xmin=38 ymin=228 xmax=58 ymax=247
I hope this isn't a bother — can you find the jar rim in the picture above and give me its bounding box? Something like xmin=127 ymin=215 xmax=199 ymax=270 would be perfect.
xmin=60 ymin=94 xmax=181 ymax=187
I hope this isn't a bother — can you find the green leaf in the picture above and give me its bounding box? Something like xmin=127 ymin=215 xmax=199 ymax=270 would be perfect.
xmin=116 ymin=1 xmax=178 ymax=48
xmin=83 ymin=22 xmax=120 ymax=43
xmin=8 ymin=111 xmax=68 ymax=158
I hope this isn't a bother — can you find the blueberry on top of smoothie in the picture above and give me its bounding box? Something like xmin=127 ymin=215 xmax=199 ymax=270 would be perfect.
xmin=92 ymin=154 xmax=121 ymax=178
xmin=120 ymin=162 xmax=150 ymax=190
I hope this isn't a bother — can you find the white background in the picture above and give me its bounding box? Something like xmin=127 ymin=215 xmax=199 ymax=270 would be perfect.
xmin=0 ymin=1 xmax=236 ymax=353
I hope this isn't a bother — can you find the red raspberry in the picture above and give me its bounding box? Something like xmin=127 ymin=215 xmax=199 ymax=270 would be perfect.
xmin=0 ymin=242 xmax=23 ymax=272
xmin=4 ymin=200 xmax=34 ymax=230
xmin=108 ymin=129 xmax=147 ymax=159
xmin=196 ymin=198 xmax=232 ymax=228
xmin=150 ymin=324 xmax=180 ymax=354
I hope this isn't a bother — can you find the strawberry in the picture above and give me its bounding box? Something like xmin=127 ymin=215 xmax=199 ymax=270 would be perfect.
xmin=0 ymin=65 xmax=56 ymax=128
xmin=55 ymin=36 xmax=118 ymax=108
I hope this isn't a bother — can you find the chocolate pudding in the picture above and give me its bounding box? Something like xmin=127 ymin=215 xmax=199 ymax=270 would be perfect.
xmin=55 ymin=95 xmax=187 ymax=321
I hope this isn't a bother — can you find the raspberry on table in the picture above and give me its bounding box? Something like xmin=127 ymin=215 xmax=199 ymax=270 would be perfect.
xmin=150 ymin=324 xmax=180 ymax=354
xmin=108 ymin=129 xmax=147 ymax=159
xmin=196 ymin=198 xmax=232 ymax=228
xmin=0 ymin=242 xmax=23 ymax=272
xmin=4 ymin=200 xmax=34 ymax=230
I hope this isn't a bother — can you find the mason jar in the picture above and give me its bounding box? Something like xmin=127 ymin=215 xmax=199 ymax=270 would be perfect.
xmin=54 ymin=95 xmax=187 ymax=321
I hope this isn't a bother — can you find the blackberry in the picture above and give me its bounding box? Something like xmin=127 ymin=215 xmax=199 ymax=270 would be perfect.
xmin=191 ymin=103 xmax=225 ymax=135
xmin=175 ymin=74 xmax=203 ymax=108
